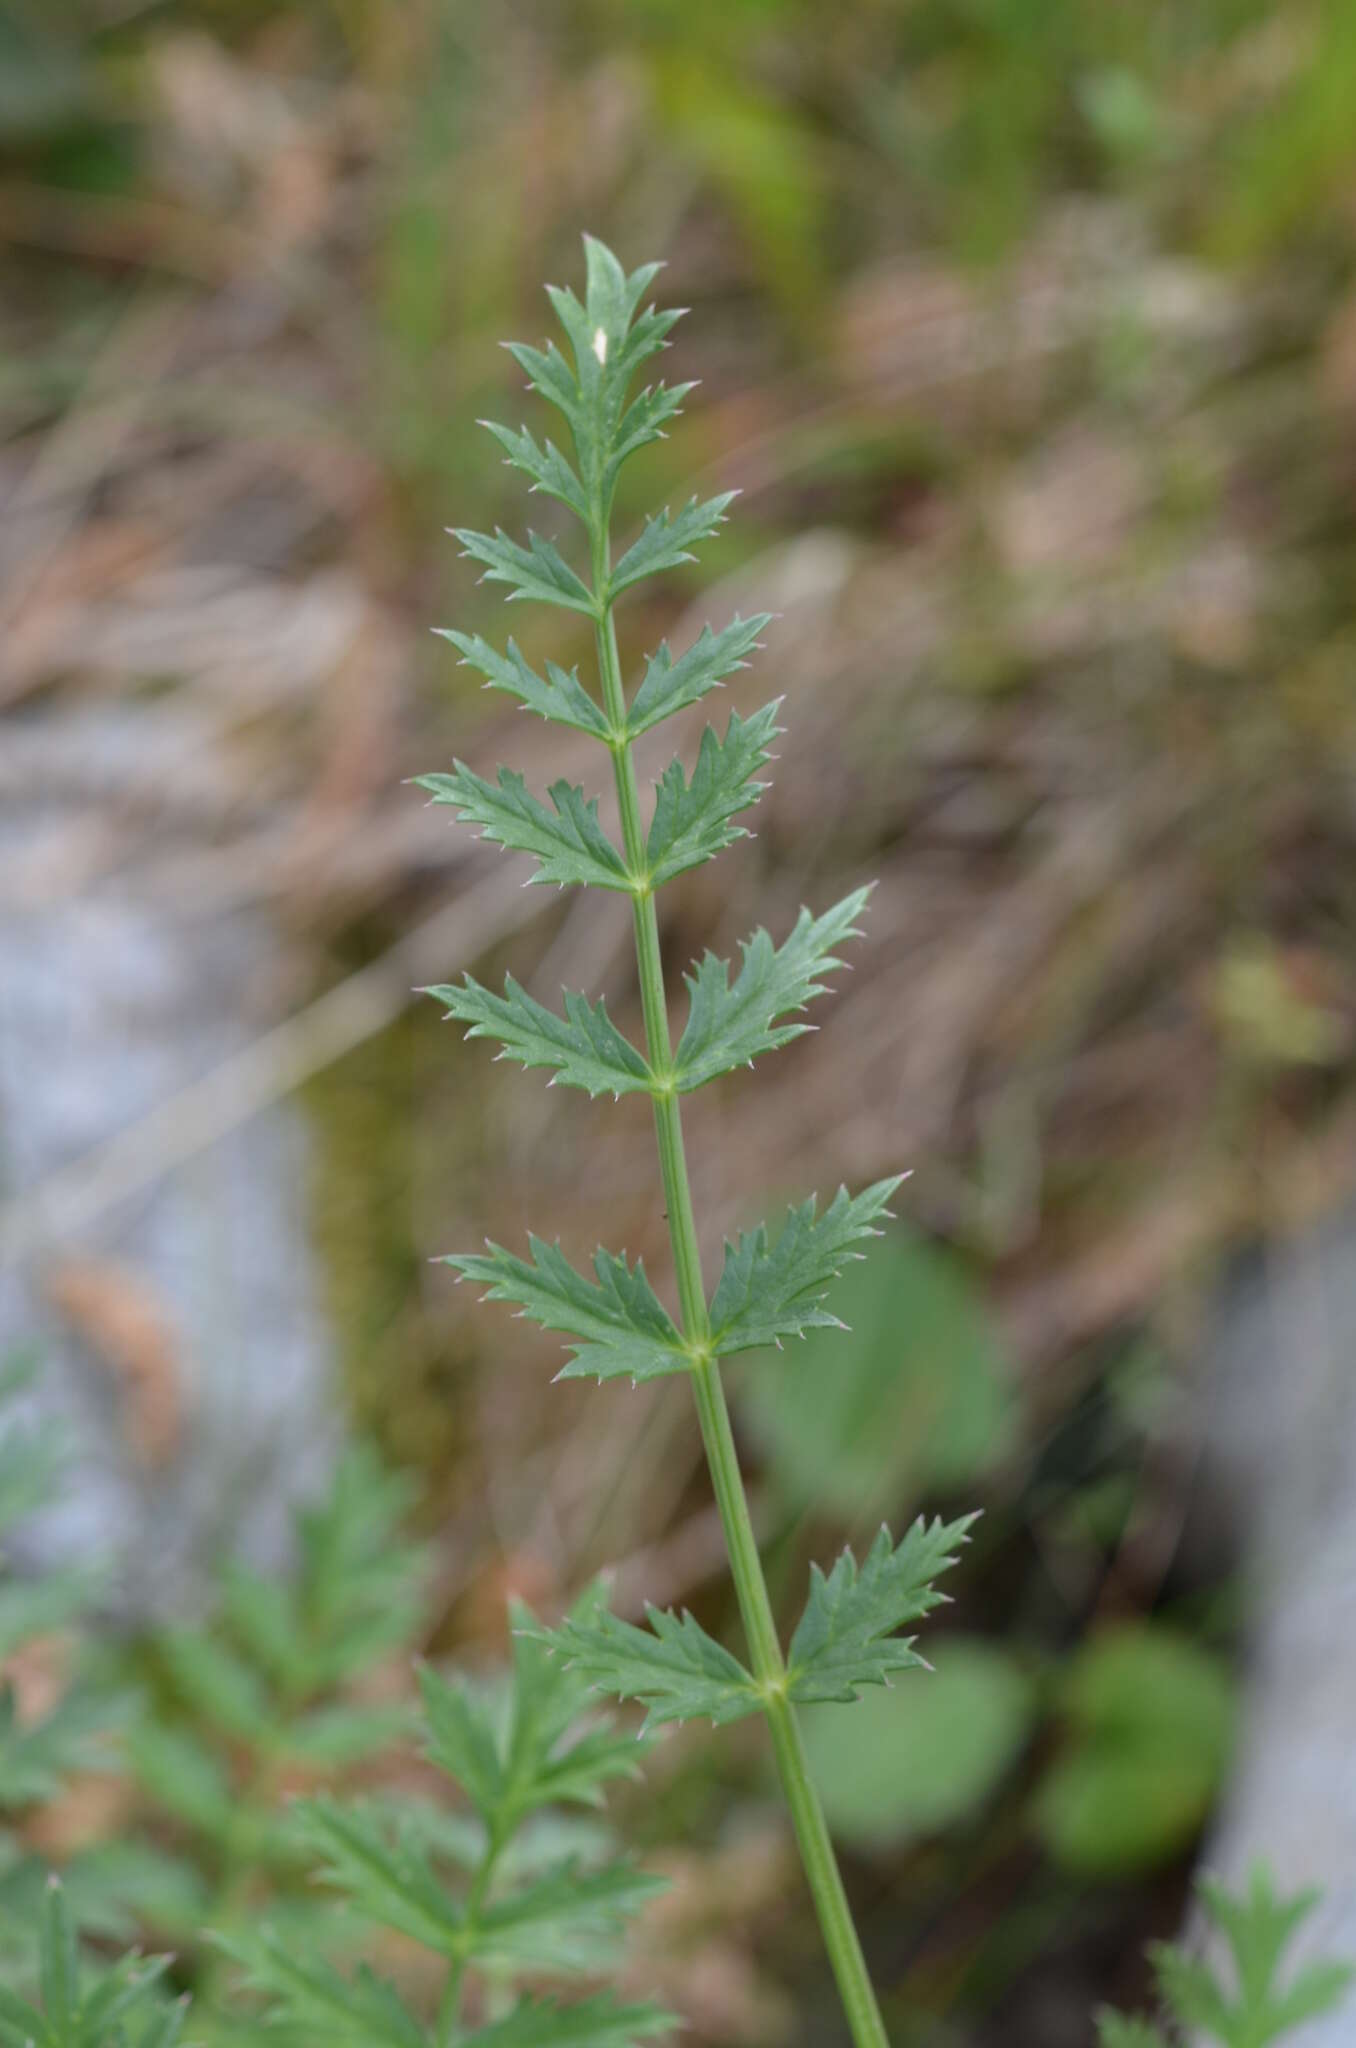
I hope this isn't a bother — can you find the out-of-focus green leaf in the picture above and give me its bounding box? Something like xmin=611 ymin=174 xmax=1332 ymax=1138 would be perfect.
xmin=1036 ymin=1624 xmax=1235 ymax=1874
xmin=799 ymin=1639 xmax=1034 ymax=1849
xmin=737 ymin=1226 xmax=1014 ymax=1516
xmin=1105 ymin=1864 xmax=1354 ymax=2045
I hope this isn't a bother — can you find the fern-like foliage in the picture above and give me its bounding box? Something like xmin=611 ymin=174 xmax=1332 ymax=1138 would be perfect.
xmin=0 ymin=1879 xmax=184 ymax=2048
xmin=423 ymin=233 xmax=982 ymax=2044
xmin=219 ymin=1590 xmax=673 ymax=2048
xmin=1097 ymin=1867 xmax=1352 ymax=2047
xmin=126 ymin=1443 xmax=429 ymax=2022
xmin=0 ymin=1371 xmax=108 ymax=1827
xmin=0 ymin=1357 xmax=160 ymax=1965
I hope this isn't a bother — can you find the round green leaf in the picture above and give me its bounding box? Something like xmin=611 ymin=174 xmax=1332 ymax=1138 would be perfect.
xmin=1036 ymin=1624 xmax=1236 ymax=1876
xmin=798 ymin=1640 xmax=1035 ymax=1850
xmin=737 ymin=1228 xmax=1014 ymax=1517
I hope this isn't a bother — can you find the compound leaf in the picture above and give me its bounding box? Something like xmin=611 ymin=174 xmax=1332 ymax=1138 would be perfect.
xmin=426 ymin=976 xmax=652 ymax=1100
xmin=294 ymin=1798 xmax=462 ymax=1955
xmin=608 ymin=493 xmax=736 ymax=600
xmin=153 ymin=1627 xmax=269 ymax=1743
xmin=708 ymin=1177 xmax=905 ymax=1358
xmin=1267 ymin=1963 xmax=1356 ymax=2038
xmin=217 ymin=1932 xmax=424 ymax=2048
xmin=786 ymin=1516 xmax=978 ymax=1705
xmin=126 ymin=1722 xmax=233 ymax=1840
xmin=419 ymin=1597 xmax=643 ymax=1835
xmin=417 ymin=765 xmax=630 ymax=893
xmin=505 ymin=235 xmax=682 ymax=511
xmin=1148 ymin=1946 xmax=1232 ymax=2038
xmin=626 ymin=614 xmax=770 ymax=740
xmin=502 ymin=1595 xmax=646 ymax=1813
xmin=291 ymin=1442 xmax=429 ymax=1687
xmin=1102 ymin=1865 xmax=1354 ymax=2047
xmin=451 ymin=526 xmax=597 ymax=617
xmin=435 ymin=633 xmax=610 ymax=741
xmin=528 ymin=1607 xmax=759 ymax=1732
xmin=418 ymin=1666 xmax=506 ymax=1828
xmin=481 ymin=420 xmax=589 ymax=525
xmin=0 ymin=1882 xmax=175 ymax=2048
xmin=0 ymin=1682 xmax=119 ymax=1811
xmin=1200 ymin=1868 xmax=1319 ymax=2010
xmin=444 ymin=1238 xmax=687 ymax=1385
xmin=673 ymin=887 xmax=872 ymax=1091
xmin=646 ymin=701 xmax=781 ymax=887
xmin=475 ymin=1860 xmax=667 ymax=1971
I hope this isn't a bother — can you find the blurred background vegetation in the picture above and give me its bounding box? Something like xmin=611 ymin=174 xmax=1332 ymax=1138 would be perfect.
xmin=2 ymin=0 xmax=1356 ymax=2042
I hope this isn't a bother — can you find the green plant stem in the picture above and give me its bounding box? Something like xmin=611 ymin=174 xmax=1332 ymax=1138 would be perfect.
xmin=590 ymin=562 xmax=890 ymax=2048
xmin=437 ymin=1824 xmax=505 ymax=2047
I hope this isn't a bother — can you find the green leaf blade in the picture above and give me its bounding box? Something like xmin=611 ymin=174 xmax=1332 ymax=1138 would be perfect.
xmin=674 ymin=887 xmax=873 ymax=1091
xmin=607 ymin=380 xmax=695 ymax=487
xmin=435 ymin=633 xmax=611 ymax=740
xmin=445 ymin=1238 xmax=687 ymax=1385
xmin=481 ymin=420 xmax=589 ymax=524
xmin=451 ymin=526 xmax=597 ymax=616
xmin=417 ymin=764 xmax=631 ymax=893
xmin=504 ymin=237 xmax=681 ymax=510
xmin=426 ymin=976 xmax=652 ymax=1100
xmin=646 ymin=701 xmax=781 ymax=887
xmin=293 ymin=1798 xmax=462 ymax=1955
xmin=418 ymin=1664 xmax=506 ymax=1827
xmin=528 ymin=1607 xmax=760 ymax=1732
xmin=786 ymin=1515 xmax=978 ymax=1705
xmin=217 ymin=1932 xmax=425 ymax=2048
xmin=608 ymin=492 xmax=736 ymax=600
xmin=475 ymin=1859 xmax=667 ymax=1971
xmin=626 ymin=614 xmax=771 ymax=740
xmin=503 ymin=1593 xmax=647 ymax=1815
xmin=708 ymin=1177 xmax=905 ymax=1358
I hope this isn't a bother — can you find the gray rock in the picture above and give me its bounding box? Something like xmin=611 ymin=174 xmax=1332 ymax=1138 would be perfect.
xmin=1198 ymin=1204 xmax=1356 ymax=2033
xmin=0 ymin=720 xmax=338 ymax=1617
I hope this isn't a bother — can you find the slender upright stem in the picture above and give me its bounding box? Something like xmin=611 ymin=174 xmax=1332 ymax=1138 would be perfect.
xmin=437 ymin=1823 xmax=506 ymax=2047
xmin=590 ymin=543 xmax=890 ymax=2048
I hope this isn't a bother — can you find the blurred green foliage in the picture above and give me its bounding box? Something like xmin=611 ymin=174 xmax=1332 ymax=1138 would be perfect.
xmin=1036 ymin=1625 xmax=1235 ymax=1876
xmin=737 ymin=1225 xmax=1015 ymax=1519
xmin=800 ymin=1639 xmax=1035 ymax=1851
xmin=1099 ymin=1867 xmax=1355 ymax=2047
